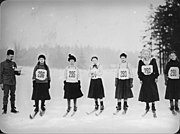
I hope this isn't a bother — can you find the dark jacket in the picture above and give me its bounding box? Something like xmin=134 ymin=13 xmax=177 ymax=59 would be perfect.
xmin=0 ymin=59 xmax=20 ymax=85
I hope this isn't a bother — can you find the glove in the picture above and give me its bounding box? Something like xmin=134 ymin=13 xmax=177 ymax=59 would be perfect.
xmin=63 ymin=80 xmax=66 ymax=91
xmin=48 ymin=80 xmax=51 ymax=89
xmin=130 ymin=78 xmax=133 ymax=88
xmin=115 ymin=78 xmax=118 ymax=87
xmin=33 ymin=80 xmax=36 ymax=89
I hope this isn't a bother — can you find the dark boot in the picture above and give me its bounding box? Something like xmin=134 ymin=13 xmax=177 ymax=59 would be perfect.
xmin=11 ymin=103 xmax=19 ymax=113
xmin=100 ymin=101 xmax=104 ymax=111
xmin=152 ymin=103 xmax=156 ymax=112
xmin=175 ymin=100 xmax=179 ymax=112
xmin=2 ymin=105 xmax=7 ymax=114
xmin=95 ymin=100 xmax=99 ymax=110
xmin=41 ymin=100 xmax=46 ymax=111
xmin=116 ymin=102 xmax=121 ymax=111
xmin=123 ymin=101 xmax=128 ymax=111
xmin=74 ymin=106 xmax=77 ymax=112
xmin=34 ymin=100 xmax=39 ymax=112
xmin=145 ymin=103 xmax=150 ymax=111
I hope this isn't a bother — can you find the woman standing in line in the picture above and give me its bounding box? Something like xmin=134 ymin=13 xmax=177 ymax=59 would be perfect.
xmin=87 ymin=56 xmax=105 ymax=115
xmin=63 ymin=54 xmax=83 ymax=117
xmin=137 ymin=49 xmax=160 ymax=118
xmin=164 ymin=51 xmax=180 ymax=115
xmin=114 ymin=53 xmax=133 ymax=115
xmin=30 ymin=54 xmax=51 ymax=119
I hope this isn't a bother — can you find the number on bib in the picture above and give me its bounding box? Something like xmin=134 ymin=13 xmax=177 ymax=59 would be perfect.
xmin=168 ymin=67 xmax=179 ymax=79
xmin=142 ymin=65 xmax=153 ymax=75
xmin=119 ymin=68 xmax=129 ymax=79
xmin=69 ymin=71 xmax=76 ymax=78
xmin=36 ymin=69 xmax=47 ymax=81
xmin=67 ymin=69 xmax=78 ymax=82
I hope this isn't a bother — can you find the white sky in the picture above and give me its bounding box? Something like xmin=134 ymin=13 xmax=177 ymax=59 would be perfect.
xmin=1 ymin=0 xmax=164 ymax=52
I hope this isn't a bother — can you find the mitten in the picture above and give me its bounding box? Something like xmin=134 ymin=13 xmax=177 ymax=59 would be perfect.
xmin=115 ymin=78 xmax=118 ymax=87
xmin=130 ymin=78 xmax=133 ymax=88
xmin=48 ymin=80 xmax=51 ymax=89
xmin=33 ymin=80 xmax=36 ymax=89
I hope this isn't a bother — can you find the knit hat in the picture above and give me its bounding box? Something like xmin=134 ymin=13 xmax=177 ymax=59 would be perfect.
xmin=38 ymin=54 xmax=46 ymax=60
xmin=120 ymin=53 xmax=127 ymax=58
xmin=68 ymin=54 xmax=76 ymax=62
xmin=7 ymin=49 xmax=14 ymax=55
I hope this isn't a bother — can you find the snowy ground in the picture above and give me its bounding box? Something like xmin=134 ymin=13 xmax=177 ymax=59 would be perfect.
xmin=0 ymin=67 xmax=179 ymax=133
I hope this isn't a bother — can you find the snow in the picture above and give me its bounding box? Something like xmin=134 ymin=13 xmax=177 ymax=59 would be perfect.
xmin=0 ymin=67 xmax=179 ymax=133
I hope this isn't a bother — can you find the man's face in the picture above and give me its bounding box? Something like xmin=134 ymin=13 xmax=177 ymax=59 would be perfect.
xmin=7 ymin=55 xmax=14 ymax=61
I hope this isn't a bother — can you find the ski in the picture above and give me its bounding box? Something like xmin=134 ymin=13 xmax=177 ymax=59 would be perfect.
xmin=29 ymin=111 xmax=38 ymax=119
xmin=175 ymin=109 xmax=180 ymax=114
xmin=152 ymin=111 xmax=157 ymax=118
xmin=39 ymin=110 xmax=45 ymax=117
xmin=171 ymin=110 xmax=177 ymax=116
xmin=71 ymin=111 xmax=76 ymax=117
xmin=122 ymin=110 xmax=127 ymax=115
xmin=142 ymin=110 xmax=149 ymax=117
xmin=63 ymin=111 xmax=70 ymax=117
xmin=95 ymin=110 xmax=103 ymax=116
xmin=113 ymin=110 xmax=120 ymax=115
xmin=86 ymin=109 xmax=97 ymax=115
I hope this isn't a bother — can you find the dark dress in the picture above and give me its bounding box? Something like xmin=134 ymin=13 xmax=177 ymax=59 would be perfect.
xmin=88 ymin=78 xmax=105 ymax=99
xmin=138 ymin=58 xmax=160 ymax=102
xmin=164 ymin=60 xmax=180 ymax=100
xmin=31 ymin=64 xmax=51 ymax=100
xmin=64 ymin=82 xmax=83 ymax=99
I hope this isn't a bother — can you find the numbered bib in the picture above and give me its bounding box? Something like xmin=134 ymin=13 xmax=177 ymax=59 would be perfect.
xmin=118 ymin=68 xmax=129 ymax=79
xmin=67 ymin=68 xmax=78 ymax=82
xmin=142 ymin=65 xmax=153 ymax=75
xmin=168 ymin=67 xmax=179 ymax=79
xmin=35 ymin=69 xmax=47 ymax=81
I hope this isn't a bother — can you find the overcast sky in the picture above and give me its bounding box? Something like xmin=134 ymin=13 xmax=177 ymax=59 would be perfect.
xmin=1 ymin=0 xmax=164 ymax=52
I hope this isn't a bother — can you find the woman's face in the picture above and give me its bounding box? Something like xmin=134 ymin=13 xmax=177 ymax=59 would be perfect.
xmin=39 ymin=58 xmax=45 ymax=64
xmin=120 ymin=56 xmax=127 ymax=63
xmin=69 ymin=59 xmax=75 ymax=65
xmin=92 ymin=58 xmax=98 ymax=64
xmin=169 ymin=53 xmax=177 ymax=60
xmin=143 ymin=51 xmax=151 ymax=60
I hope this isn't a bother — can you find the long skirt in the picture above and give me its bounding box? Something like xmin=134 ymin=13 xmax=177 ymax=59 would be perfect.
xmin=31 ymin=83 xmax=51 ymax=100
xmin=115 ymin=79 xmax=133 ymax=99
xmin=64 ymin=82 xmax=83 ymax=99
xmin=165 ymin=79 xmax=180 ymax=100
xmin=88 ymin=78 xmax=105 ymax=99
xmin=138 ymin=76 xmax=159 ymax=102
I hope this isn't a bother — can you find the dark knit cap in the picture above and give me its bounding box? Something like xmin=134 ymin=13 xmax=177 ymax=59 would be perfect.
xmin=68 ymin=54 xmax=76 ymax=62
xmin=91 ymin=56 xmax=98 ymax=61
xmin=120 ymin=53 xmax=127 ymax=58
xmin=7 ymin=49 xmax=14 ymax=55
xmin=38 ymin=54 xmax=46 ymax=60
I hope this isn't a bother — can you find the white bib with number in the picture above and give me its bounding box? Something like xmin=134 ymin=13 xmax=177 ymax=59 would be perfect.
xmin=118 ymin=68 xmax=129 ymax=79
xmin=67 ymin=68 xmax=78 ymax=82
xmin=168 ymin=67 xmax=179 ymax=79
xmin=142 ymin=65 xmax=153 ymax=75
xmin=35 ymin=69 xmax=47 ymax=81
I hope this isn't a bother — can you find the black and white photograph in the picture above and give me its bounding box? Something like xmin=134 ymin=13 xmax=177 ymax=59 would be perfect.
xmin=0 ymin=0 xmax=180 ymax=133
